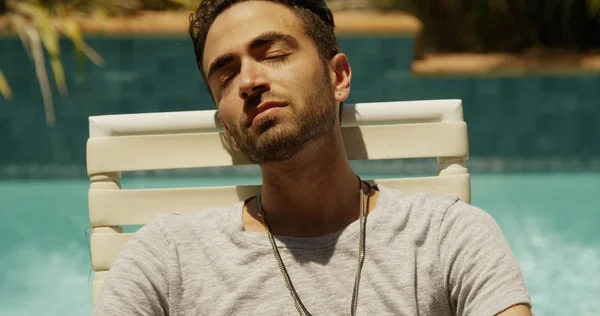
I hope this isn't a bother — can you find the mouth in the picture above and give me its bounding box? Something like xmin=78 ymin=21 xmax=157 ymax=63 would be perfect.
xmin=246 ymin=101 xmax=287 ymax=127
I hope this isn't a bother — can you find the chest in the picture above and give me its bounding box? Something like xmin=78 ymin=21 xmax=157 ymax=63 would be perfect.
xmin=168 ymin=240 xmax=451 ymax=316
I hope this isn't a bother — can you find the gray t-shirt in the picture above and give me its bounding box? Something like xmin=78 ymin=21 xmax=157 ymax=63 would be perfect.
xmin=93 ymin=186 xmax=531 ymax=315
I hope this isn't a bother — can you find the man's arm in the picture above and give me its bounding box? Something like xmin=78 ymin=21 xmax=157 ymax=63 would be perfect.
xmin=497 ymin=304 xmax=532 ymax=316
xmin=92 ymin=219 xmax=171 ymax=316
xmin=439 ymin=201 xmax=532 ymax=316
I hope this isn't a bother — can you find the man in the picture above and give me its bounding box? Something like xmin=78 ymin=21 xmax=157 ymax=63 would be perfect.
xmin=93 ymin=0 xmax=532 ymax=315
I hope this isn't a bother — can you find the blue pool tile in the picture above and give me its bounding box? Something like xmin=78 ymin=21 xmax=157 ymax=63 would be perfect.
xmin=476 ymin=77 xmax=502 ymax=96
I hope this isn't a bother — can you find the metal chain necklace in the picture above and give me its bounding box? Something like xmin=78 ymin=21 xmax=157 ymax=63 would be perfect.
xmin=256 ymin=176 xmax=372 ymax=316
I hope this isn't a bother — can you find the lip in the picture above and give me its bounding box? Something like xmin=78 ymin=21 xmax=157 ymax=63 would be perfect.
xmin=246 ymin=101 xmax=287 ymax=126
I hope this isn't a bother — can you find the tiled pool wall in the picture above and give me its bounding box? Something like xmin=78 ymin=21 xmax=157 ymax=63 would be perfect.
xmin=1 ymin=34 xmax=599 ymax=178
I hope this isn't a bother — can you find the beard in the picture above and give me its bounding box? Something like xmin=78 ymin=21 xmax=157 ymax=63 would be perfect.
xmin=228 ymin=71 xmax=337 ymax=164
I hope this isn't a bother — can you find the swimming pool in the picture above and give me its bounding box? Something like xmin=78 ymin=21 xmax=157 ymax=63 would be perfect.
xmin=0 ymin=173 xmax=598 ymax=315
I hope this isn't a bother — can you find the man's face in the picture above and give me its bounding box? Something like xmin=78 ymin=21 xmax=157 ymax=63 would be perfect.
xmin=202 ymin=1 xmax=337 ymax=164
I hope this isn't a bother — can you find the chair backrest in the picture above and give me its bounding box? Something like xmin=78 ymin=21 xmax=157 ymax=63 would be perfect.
xmin=86 ymin=99 xmax=470 ymax=303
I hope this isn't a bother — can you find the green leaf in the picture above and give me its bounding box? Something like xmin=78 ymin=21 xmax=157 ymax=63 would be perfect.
xmin=27 ymin=3 xmax=67 ymax=96
xmin=0 ymin=69 xmax=13 ymax=101
xmin=50 ymin=57 xmax=68 ymax=96
xmin=59 ymin=14 xmax=105 ymax=67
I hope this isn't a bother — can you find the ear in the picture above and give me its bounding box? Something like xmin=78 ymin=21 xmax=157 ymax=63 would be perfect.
xmin=329 ymin=53 xmax=351 ymax=103
xmin=217 ymin=113 xmax=240 ymax=151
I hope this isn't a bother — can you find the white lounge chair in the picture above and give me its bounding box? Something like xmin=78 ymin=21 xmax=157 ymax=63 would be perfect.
xmin=86 ymin=99 xmax=471 ymax=304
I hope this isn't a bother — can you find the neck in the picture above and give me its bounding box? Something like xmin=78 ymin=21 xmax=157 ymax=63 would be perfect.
xmin=257 ymin=132 xmax=361 ymax=238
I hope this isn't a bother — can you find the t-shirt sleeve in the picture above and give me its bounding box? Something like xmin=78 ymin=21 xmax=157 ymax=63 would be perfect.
xmin=92 ymin=219 xmax=171 ymax=316
xmin=439 ymin=200 xmax=531 ymax=316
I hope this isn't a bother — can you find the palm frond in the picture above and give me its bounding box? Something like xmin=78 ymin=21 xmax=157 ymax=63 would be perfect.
xmin=2 ymin=0 xmax=107 ymax=125
xmin=0 ymin=69 xmax=13 ymax=101
xmin=23 ymin=22 xmax=56 ymax=126
xmin=57 ymin=10 xmax=105 ymax=67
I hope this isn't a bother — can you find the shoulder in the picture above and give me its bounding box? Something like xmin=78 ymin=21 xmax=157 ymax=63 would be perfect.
xmin=377 ymin=184 xmax=463 ymax=220
xmin=375 ymin=185 xmax=493 ymax=236
xmin=145 ymin=202 xmax=242 ymax=241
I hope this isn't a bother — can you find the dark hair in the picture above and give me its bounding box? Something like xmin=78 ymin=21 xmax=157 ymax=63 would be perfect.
xmin=189 ymin=0 xmax=340 ymax=79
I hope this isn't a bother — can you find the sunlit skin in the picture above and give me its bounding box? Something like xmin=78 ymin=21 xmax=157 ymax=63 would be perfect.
xmin=201 ymin=2 xmax=530 ymax=315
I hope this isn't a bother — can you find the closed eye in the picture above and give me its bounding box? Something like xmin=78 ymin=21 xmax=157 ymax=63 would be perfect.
xmin=263 ymin=53 xmax=290 ymax=61
xmin=220 ymin=72 xmax=237 ymax=88
xmin=219 ymin=52 xmax=290 ymax=89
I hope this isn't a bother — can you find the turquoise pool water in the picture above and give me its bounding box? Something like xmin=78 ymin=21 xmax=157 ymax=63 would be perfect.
xmin=0 ymin=173 xmax=598 ymax=316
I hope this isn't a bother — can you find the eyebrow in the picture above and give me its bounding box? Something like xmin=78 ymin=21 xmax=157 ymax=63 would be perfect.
xmin=206 ymin=53 xmax=235 ymax=82
xmin=248 ymin=31 xmax=298 ymax=51
xmin=206 ymin=31 xmax=299 ymax=81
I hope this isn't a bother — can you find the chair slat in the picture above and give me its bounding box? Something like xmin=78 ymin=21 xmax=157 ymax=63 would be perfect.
xmin=87 ymin=122 xmax=468 ymax=175
xmin=89 ymin=174 xmax=469 ymax=227
xmin=89 ymin=185 xmax=261 ymax=227
xmin=92 ymin=271 xmax=109 ymax=304
xmin=88 ymin=100 xmax=464 ymax=137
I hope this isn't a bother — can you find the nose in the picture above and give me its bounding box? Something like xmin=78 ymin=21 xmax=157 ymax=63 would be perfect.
xmin=238 ymin=60 xmax=270 ymax=100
